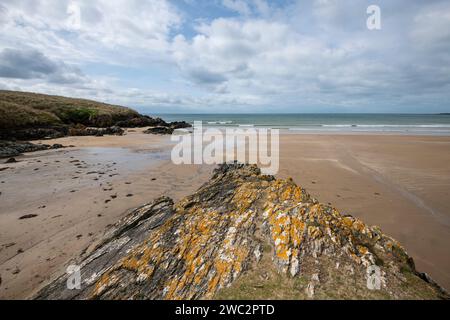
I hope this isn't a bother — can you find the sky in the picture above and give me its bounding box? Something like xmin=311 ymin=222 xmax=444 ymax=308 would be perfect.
xmin=0 ymin=0 xmax=449 ymax=113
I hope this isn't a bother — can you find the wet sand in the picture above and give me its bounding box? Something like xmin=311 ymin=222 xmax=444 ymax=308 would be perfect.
xmin=0 ymin=131 xmax=449 ymax=298
xmin=0 ymin=129 xmax=214 ymax=299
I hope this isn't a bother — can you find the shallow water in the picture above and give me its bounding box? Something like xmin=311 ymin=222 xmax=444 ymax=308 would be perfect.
xmin=80 ymin=147 xmax=170 ymax=173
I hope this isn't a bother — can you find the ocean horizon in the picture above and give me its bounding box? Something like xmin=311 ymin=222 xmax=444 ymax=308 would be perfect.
xmin=153 ymin=113 xmax=450 ymax=135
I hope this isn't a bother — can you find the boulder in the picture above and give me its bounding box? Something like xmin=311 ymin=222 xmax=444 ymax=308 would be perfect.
xmin=144 ymin=126 xmax=175 ymax=135
xmin=170 ymin=121 xmax=192 ymax=129
xmin=0 ymin=141 xmax=66 ymax=159
xmin=5 ymin=157 xmax=17 ymax=163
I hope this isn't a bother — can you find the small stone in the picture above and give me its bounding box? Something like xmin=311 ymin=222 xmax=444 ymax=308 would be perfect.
xmin=19 ymin=214 xmax=38 ymax=220
xmin=290 ymin=257 xmax=299 ymax=277
xmin=312 ymin=273 xmax=320 ymax=282
xmin=254 ymin=246 xmax=262 ymax=262
xmin=306 ymin=283 xmax=315 ymax=298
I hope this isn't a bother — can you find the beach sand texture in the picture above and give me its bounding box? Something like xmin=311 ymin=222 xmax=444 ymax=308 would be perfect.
xmin=0 ymin=130 xmax=449 ymax=298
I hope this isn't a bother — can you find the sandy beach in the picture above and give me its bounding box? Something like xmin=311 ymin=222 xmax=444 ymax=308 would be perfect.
xmin=0 ymin=129 xmax=215 ymax=299
xmin=277 ymin=134 xmax=450 ymax=292
xmin=1 ymin=130 xmax=449 ymax=298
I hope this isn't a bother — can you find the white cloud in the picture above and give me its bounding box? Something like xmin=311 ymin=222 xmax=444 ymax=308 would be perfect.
xmin=0 ymin=0 xmax=181 ymax=64
xmin=0 ymin=0 xmax=449 ymax=112
xmin=171 ymin=17 xmax=372 ymax=105
xmin=168 ymin=1 xmax=450 ymax=111
xmin=222 ymin=0 xmax=251 ymax=16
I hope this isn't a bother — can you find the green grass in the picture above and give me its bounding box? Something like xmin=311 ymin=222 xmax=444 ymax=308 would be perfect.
xmin=0 ymin=100 xmax=61 ymax=129
xmin=0 ymin=90 xmax=140 ymax=129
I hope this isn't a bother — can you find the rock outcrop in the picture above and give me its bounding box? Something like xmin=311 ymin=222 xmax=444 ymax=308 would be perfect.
xmin=0 ymin=127 xmax=68 ymax=141
xmin=143 ymin=121 xmax=192 ymax=135
xmin=68 ymin=125 xmax=124 ymax=137
xmin=115 ymin=116 xmax=167 ymax=128
xmin=0 ymin=141 xmax=66 ymax=159
xmin=35 ymin=163 xmax=449 ymax=300
xmin=170 ymin=121 xmax=192 ymax=130
xmin=144 ymin=126 xmax=175 ymax=135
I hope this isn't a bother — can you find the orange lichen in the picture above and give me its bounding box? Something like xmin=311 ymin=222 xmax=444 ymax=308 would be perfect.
xmin=87 ymin=165 xmax=415 ymax=300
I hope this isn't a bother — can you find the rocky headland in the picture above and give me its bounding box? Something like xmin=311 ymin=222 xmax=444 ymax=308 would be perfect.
xmin=35 ymin=163 xmax=448 ymax=300
xmin=0 ymin=90 xmax=190 ymax=158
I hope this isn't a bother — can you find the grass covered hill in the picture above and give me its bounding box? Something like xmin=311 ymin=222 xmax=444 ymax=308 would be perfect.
xmin=0 ymin=90 xmax=140 ymax=129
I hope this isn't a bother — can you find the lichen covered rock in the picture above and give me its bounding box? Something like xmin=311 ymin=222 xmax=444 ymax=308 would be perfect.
xmin=35 ymin=163 xmax=449 ymax=300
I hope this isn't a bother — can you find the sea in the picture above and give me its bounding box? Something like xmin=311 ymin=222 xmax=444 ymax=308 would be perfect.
xmin=152 ymin=114 xmax=450 ymax=135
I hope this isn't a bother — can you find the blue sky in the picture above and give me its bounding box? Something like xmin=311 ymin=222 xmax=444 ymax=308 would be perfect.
xmin=0 ymin=0 xmax=449 ymax=113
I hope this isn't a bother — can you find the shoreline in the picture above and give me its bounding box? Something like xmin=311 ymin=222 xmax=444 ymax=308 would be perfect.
xmin=156 ymin=113 xmax=450 ymax=136
xmin=1 ymin=130 xmax=450 ymax=298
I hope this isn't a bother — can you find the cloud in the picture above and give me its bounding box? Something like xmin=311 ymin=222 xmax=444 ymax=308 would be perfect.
xmin=0 ymin=0 xmax=181 ymax=64
xmin=221 ymin=0 xmax=277 ymax=17
xmin=168 ymin=1 xmax=450 ymax=112
xmin=410 ymin=2 xmax=450 ymax=56
xmin=0 ymin=0 xmax=449 ymax=112
xmin=0 ymin=48 xmax=87 ymax=84
xmin=0 ymin=48 xmax=58 ymax=79
xmin=222 ymin=0 xmax=252 ymax=16
xmin=187 ymin=68 xmax=228 ymax=85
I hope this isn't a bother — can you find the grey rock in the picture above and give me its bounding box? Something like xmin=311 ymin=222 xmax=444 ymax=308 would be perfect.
xmin=34 ymin=164 xmax=449 ymax=300
xmin=144 ymin=126 xmax=175 ymax=135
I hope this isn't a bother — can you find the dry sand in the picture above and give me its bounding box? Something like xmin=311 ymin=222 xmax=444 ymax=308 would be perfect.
xmin=0 ymin=130 xmax=449 ymax=298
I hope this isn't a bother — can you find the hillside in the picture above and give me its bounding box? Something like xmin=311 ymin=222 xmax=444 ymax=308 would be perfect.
xmin=0 ymin=90 xmax=140 ymax=130
xmin=35 ymin=163 xmax=448 ymax=300
xmin=0 ymin=90 xmax=191 ymax=141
